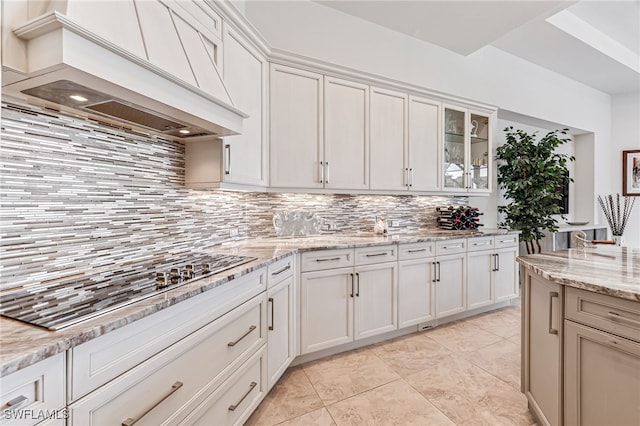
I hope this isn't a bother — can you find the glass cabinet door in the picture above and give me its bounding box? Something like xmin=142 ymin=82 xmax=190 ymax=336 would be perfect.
xmin=443 ymin=107 xmax=466 ymax=190
xmin=469 ymin=112 xmax=489 ymax=191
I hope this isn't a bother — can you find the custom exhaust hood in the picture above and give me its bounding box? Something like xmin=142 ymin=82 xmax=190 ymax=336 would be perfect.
xmin=2 ymin=1 xmax=247 ymax=140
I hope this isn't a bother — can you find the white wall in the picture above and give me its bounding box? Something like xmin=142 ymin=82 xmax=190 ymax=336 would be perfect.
xmin=242 ymin=0 xmax=628 ymax=243
xmin=610 ymin=92 xmax=640 ymax=247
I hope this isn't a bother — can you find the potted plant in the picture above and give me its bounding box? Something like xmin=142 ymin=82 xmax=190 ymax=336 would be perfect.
xmin=496 ymin=127 xmax=575 ymax=254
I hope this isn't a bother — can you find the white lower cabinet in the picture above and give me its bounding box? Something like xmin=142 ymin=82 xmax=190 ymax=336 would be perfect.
xmin=398 ymin=243 xmax=436 ymax=328
xmin=69 ymin=292 xmax=266 ymax=425
xmin=434 ymin=253 xmax=466 ymax=318
xmin=467 ymin=236 xmax=518 ymax=310
xmin=0 ymin=353 xmax=66 ymax=426
xmin=179 ymin=346 xmax=267 ymax=426
xmin=266 ymin=256 xmax=296 ymax=390
xmin=299 ymin=246 xmax=398 ymax=354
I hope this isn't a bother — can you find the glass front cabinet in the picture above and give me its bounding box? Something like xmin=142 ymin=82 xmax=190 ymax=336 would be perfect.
xmin=442 ymin=105 xmax=493 ymax=193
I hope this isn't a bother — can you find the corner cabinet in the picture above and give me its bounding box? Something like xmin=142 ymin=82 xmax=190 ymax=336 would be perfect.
xmin=185 ymin=22 xmax=268 ymax=190
xmin=442 ymin=105 xmax=493 ymax=194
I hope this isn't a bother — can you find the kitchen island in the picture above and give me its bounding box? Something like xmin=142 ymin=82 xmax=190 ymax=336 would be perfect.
xmin=517 ymin=246 xmax=640 ymax=426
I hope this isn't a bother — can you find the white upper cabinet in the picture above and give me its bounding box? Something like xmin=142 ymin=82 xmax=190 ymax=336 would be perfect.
xmin=442 ymin=105 xmax=493 ymax=194
xmin=185 ymin=23 xmax=266 ymax=189
xmin=408 ymin=96 xmax=441 ymax=191
xmin=324 ymin=77 xmax=369 ymax=190
xmin=220 ymin=23 xmax=267 ymax=186
xmin=369 ymin=87 xmax=408 ymax=191
xmin=269 ymin=64 xmax=324 ymax=189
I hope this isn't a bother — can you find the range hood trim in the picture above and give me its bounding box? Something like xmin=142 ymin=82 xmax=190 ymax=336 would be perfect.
xmin=4 ymin=10 xmax=248 ymax=139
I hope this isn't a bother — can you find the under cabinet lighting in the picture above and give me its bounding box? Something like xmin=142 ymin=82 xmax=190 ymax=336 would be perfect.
xmin=69 ymin=95 xmax=88 ymax=102
xmin=179 ymin=129 xmax=191 ymax=135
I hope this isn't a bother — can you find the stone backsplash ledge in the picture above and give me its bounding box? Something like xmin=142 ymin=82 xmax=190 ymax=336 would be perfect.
xmin=0 ymin=99 xmax=465 ymax=291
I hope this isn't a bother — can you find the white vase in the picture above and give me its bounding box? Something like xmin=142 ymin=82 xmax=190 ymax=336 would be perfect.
xmin=612 ymin=235 xmax=625 ymax=246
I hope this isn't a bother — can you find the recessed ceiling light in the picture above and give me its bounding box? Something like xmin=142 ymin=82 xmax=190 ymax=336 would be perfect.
xmin=69 ymin=94 xmax=88 ymax=102
xmin=179 ymin=129 xmax=191 ymax=135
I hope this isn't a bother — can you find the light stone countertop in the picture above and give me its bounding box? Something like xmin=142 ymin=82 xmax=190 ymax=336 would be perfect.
xmin=0 ymin=229 xmax=515 ymax=377
xmin=517 ymin=246 xmax=640 ymax=302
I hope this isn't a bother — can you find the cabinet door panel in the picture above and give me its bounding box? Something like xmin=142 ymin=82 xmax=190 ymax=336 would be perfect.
xmin=267 ymin=277 xmax=294 ymax=389
xmin=300 ymin=268 xmax=353 ymax=354
xmin=435 ymin=254 xmax=466 ymax=318
xmin=398 ymin=259 xmax=434 ymax=328
xmin=564 ymin=321 xmax=640 ymax=426
xmin=370 ymin=88 xmax=407 ymax=190
xmin=270 ymin=65 xmax=323 ymax=188
xmin=222 ymin=24 xmax=266 ymax=186
xmin=524 ymin=273 xmax=563 ymax=426
xmin=408 ymin=96 xmax=440 ymax=191
xmin=324 ymin=77 xmax=369 ymax=190
xmin=354 ymin=263 xmax=397 ymax=340
xmin=466 ymin=251 xmax=492 ymax=310
xmin=494 ymin=248 xmax=518 ymax=302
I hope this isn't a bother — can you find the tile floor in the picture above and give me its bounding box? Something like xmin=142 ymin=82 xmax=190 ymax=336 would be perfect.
xmin=247 ymin=304 xmax=536 ymax=426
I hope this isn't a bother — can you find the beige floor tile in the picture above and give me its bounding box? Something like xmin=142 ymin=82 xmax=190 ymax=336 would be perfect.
xmin=277 ymin=408 xmax=337 ymax=426
xmin=405 ymin=353 xmax=534 ymax=425
xmin=302 ymin=348 xmax=401 ymax=405
xmin=424 ymin=321 xmax=503 ymax=353
xmin=326 ymin=379 xmax=454 ymax=426
xmin=461 ymin=339 xmax=521 ymax=388
xmin=370 ymin=334 xmax=452 ymax=377
xmin=508 ymin=334 xmax=521 ymax=346
xmin=245 ymin=367 xmax=324 ymax=426
xmin=463 ymin=307 xmax=521 ymax=339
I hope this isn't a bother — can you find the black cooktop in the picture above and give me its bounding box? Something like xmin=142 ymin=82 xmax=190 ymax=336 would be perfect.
xmin=0 ymin=253 xmax=256 ymax=330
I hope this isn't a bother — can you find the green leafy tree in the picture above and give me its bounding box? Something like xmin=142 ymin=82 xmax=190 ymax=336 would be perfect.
xmin=496 ymin=127 xmax=575 ymax=254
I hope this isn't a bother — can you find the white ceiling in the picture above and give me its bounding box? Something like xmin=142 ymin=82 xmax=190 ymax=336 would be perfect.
xmin=315 ymin=0 xmax=640 ymax=94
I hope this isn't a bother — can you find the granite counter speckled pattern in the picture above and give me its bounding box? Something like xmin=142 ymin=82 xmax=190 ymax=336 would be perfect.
xmin=1 ymin=230 xmax=514 ymax=377
xmin=517 ymin=246 xmax=640 ymax=302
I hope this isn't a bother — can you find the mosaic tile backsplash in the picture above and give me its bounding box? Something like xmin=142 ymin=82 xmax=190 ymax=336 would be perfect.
xmin=1 ymin=99 xmax=464 ymax=291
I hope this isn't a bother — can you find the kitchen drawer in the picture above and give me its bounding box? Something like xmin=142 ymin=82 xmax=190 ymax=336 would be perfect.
xmin=69 ymin=292 xmax=266 ymax=425
xmin=355 ymin=245 xmax=398 ymax=265
xmin=180 ymin=345 xmax=267 ymax=425
xmin=300 ymin=249 xmax=354 ymax=272
xmin=494 ymin=234 xmax=519 ymax=249
xmin=566 ymin=287 xmax=640 ymax=343
xmin=399 ymin=242 xmax=435 ymax=260
xmin=70 ymin=268 xmax=265 ymax=401
xmin=1 ymin=353 xmax=65 ymax=426
xmin=466 ymin=236 xmax=494 ymax=252
xmin=267 ymin=255 xmax=294 ymax=288
xmin=435 ymin=238 xmax=466 ymax=256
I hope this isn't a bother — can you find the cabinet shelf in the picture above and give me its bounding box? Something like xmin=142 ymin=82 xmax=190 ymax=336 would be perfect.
xmin=471 ymin=136 xmax=488 ymax=143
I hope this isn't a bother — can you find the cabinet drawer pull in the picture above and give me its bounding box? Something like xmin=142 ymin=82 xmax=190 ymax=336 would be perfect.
xmin=122 ymin=381 xmax=183 ymax=426
xmin=268 ymin=298 xmax=274 ymax=331
xmin=227 ymin=325 xmax=256 ymax=347
xmin=355 ymin=272 xmax=360 ymax=297
xmin=441 ymin=244 xmax=462 ymax=250
xmin=325 ymin=162 xmax=330 ymax=184
xmin=409 ymin=168 xmax=414 ymax=187
xmin=316 ymin=257 xmax=341 ymax=262
xmin=432 ymin=262 xmax=437 ymax=283
xmin=271 ymin=264 xmax=291 ymax=276
xmin=319 ymin=161 xmax=324 ymax=183
xmin=437 ymin=261 xmax=441 ymax=282
xmin=365 ymin=252 xmax=389 ymax=257
xmin=472 ymin=241 xmax=491 ymax=246
xmin=607 ymin=311 xmax=640 ymax=327
xmin=405 ymin=167 xmax=409 ymax=187
xmin=407 ymin=248 xmax=427 ymax=253
xmin=228 ymin=381 xmax=257 ymax=412
xmin=548 ymin=292 xmax=559 ymax=335
xmin=499 ymin=239 xmax=516 ymax=243
xmin=5 ymin=395 xmax=29 ymax=412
